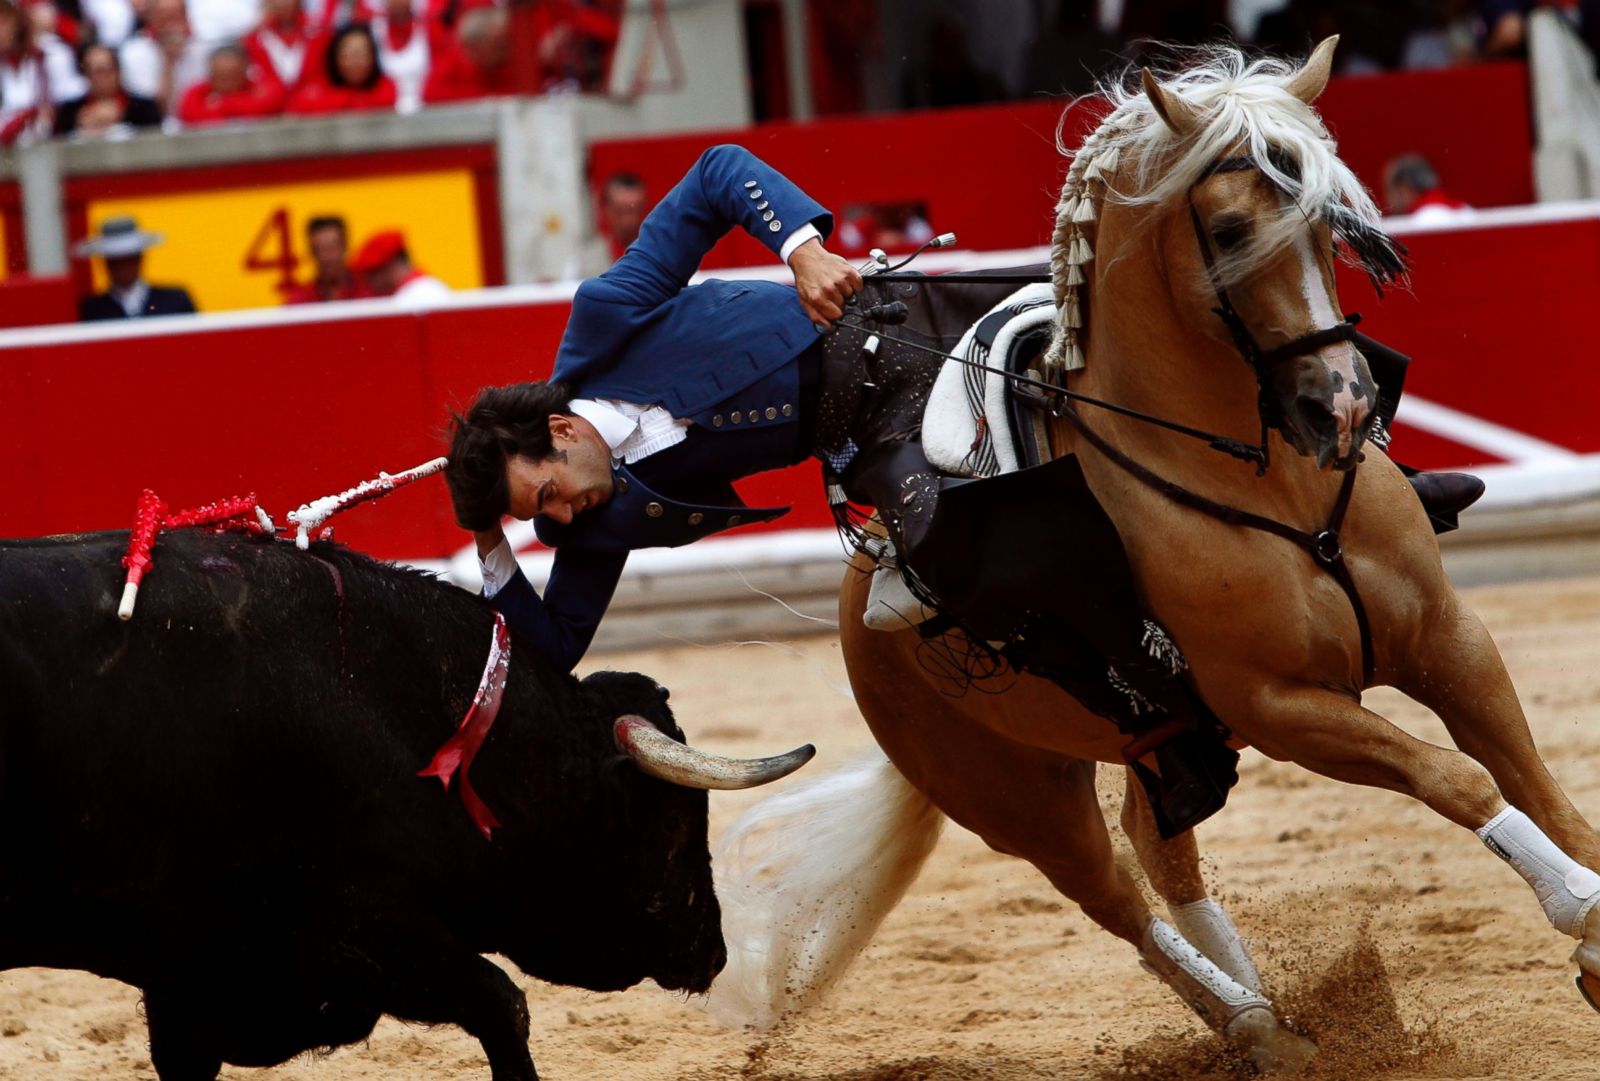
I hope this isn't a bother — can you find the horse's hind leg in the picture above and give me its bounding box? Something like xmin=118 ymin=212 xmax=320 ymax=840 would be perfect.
xmin=1121 ymin=769 xmax=1263 ymax=993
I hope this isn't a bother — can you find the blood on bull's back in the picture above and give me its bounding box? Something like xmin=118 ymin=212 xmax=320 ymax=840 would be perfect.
xmin=0 ymin=530 xmax=729 ymax=1080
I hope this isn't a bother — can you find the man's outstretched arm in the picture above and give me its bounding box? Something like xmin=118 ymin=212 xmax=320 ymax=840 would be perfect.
xmin=475 ymin=527 xmax=628 ymax=672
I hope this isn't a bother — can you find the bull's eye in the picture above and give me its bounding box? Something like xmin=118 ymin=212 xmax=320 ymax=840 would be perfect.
xmin=1211 ymin=219 xmax=1248 ymax=252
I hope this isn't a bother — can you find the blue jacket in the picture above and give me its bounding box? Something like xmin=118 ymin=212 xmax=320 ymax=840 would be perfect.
xmin=489 ymin=144 xmax=833 ymax=670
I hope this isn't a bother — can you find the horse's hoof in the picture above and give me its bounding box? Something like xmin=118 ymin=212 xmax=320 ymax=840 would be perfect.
xmin=1225 ymin=1007 xmax=1317 ymax=1075
xmin=1577 ymin=969 xmax=1600 ymax=1014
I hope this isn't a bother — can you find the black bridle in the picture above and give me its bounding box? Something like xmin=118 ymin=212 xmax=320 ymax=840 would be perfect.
xmin=846 ymin=151 xmax=1406 ymax=685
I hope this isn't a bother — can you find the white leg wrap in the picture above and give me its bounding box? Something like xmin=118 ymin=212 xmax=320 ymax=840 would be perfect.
xmin=1140 ymin=917 xmax=1270 ymax=1032
xmin=1477 ymin=806 xmax=1600 ymax=938
xmin=1169 ymin=898 xmax=1263 ymax=994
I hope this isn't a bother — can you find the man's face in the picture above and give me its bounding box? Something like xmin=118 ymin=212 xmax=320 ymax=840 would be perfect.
xmin=106 ymin=253 xmax=143 ymax=289
xmin=504 ymin=415 xmax=615 ymax=525
xmin=362 ymin=258 xmax=406 ymax=296
xmin=211 ymin=50 xmax=247 ymax=93
xmin=603 ymin=183 xmax=646 ymax=247
xmin=308 ymin=225 xmax=347 ymax=279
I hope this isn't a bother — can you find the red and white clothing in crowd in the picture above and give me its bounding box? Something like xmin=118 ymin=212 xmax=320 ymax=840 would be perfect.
xmin=176 ymin=67 xmax=284 ymax=124
xmin=243 ymin=11 xmax=321 ymax=90
xmin=0 ymin=45 xmax=50 ymax=144
xmin=371 ymin=12 xmax=442 ymax=112
xmin=1408 ymin=189 xmax=1475 ymax=225
xmin=286 ymin=72 xmax=394 ymax=113
xmin=187 ymin=0 xmax=261 ymax=45
xmin=119 ymin=31 xmax=210 ymax=115
xmin=421 ymin=39 xmax=508 ymax=104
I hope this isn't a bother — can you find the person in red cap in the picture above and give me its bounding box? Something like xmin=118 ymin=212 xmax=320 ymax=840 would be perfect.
xmin=351 ymin=228 xmax=449 ymax=303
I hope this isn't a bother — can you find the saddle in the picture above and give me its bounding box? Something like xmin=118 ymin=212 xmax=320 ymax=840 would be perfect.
xmin=905 ymin=282 xmax=1240 ymax=838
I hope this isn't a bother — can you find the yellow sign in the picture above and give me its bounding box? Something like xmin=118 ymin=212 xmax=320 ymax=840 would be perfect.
xmin=85 ymin=169 xmax=486 ymax=312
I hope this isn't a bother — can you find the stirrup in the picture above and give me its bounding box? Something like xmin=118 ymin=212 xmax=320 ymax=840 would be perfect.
xmin=863 ymin=542 xmax=936 ymax=631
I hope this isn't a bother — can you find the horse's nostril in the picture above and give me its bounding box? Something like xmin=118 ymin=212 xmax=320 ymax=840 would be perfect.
xmin=1293 ymin=396 xmax=1336 ymax=441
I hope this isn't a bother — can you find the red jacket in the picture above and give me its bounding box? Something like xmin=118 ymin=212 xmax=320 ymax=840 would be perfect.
xmin=177 ymin=76 xmax=286 ymax=125
xmin=421 ymin=43 xmax=510 ymax=103
xmin=287 ymin=76 xmax=397 ymax=114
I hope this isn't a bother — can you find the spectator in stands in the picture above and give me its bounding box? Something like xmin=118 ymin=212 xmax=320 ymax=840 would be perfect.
xmin=574 ymin=169 xmax=646 ymax=275
xmin=1383 ymin=153 xmax=1474 ymax=220
xmin=350 ymin=228 xmax=449 ymax=303
xmin=530 ymin=0 xmax=620 ymax=93
xmin=282 ymin=213 xmax=370 ymax=302
xmin=422 ymin=3 xmax=509 ymax=103
xmin=0 ymin=0 xmax=53 ymax=144
xmin=176 ymin=41 xmax=284 ymax=124
xmin=75 ymin=215 xmax=198 ymax=320
xmin=119 ymin=0 xmax=209 ymax=117
xmin=26 ymin=0 xmax=88 ymax=104
xmin=371 ymin=0 xmax=440 ymax=112
xmin=54 ymin=40 xmax=162 ymax=136
xmin=287 ymin=22 xmax=396 ymax=112
xmin=243 ymin=0 xmax=319 ymax=92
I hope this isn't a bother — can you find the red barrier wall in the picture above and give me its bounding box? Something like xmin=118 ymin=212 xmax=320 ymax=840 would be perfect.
xmin=589 ymin=62 xmax=1533 ymax=270
xmin=3 ymin=207 xmax=1593 ymax=562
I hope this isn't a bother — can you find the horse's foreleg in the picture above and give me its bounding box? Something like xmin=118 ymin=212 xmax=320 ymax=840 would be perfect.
xmin=1232 ymin=682 xmax=1600 ymax=1000
xmin=1399 ymin=603 xmax=1600 ymax=869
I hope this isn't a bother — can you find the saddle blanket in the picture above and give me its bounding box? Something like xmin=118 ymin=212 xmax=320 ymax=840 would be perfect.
xmin=921 ymin=282 xmax=1060 ymax=478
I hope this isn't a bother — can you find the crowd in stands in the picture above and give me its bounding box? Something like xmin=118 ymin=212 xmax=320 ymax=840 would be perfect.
xmin=0 ymin=0 xmax=618 ymax=144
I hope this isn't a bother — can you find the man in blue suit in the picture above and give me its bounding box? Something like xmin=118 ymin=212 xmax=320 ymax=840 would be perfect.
xmin=445 ymin=144 xmax=870 ymax=671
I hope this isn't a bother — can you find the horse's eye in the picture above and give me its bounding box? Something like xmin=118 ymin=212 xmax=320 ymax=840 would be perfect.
xmin=1211 ymin=220 xmax=1248 ymax=251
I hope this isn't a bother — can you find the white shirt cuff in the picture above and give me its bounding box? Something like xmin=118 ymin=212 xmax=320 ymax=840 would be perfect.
xmin=478 ymin=536 xmax=520 ymax=599
xmin=780 ymin=222 xmax=822 ymax=265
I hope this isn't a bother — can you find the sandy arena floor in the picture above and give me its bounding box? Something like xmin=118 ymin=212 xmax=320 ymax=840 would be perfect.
xmin=4 ymin=575 xmax=1600 ymax=1080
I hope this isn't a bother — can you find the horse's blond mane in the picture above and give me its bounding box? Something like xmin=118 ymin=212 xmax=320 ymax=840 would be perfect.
xmin=1045 ymin=44 xmax=1387 ymax=372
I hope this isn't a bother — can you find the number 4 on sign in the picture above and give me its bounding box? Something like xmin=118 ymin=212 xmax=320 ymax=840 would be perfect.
xmin=244 ymin=207 xmax=301 ymax=294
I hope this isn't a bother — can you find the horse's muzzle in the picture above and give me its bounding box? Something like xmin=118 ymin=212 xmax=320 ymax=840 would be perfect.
xmin=1275 ymin=347 xmax=1377 ymax=471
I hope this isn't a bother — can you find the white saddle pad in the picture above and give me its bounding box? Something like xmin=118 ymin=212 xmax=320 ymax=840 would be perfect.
xmin=921 ymin=283 xmax=1058 ymax=478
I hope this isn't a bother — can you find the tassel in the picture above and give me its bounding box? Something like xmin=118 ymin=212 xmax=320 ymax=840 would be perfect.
xmin=1074 ymin=236 xmax=1095 ymax=264
xmin=1059 ymin=195 xmax=1080 ymax=222
xmin=1063 ymin=338 xmax=1086 ymax=371
xmin=1085 ymin=157 xmax=1104 ymax=181
xmin=1072 ymin=196 xmax=1096 ymax=223
xmin=1061 ymin=295 xmax=1082 ymax=328
xmin=1064 ymin=264 xmax=1085 ymax=286
xmin=1096 ymin=146 xmax=1120 ymax=173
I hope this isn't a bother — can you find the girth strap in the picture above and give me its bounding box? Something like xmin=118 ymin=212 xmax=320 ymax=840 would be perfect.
xmin=1056 ymin=401 xmax=1376 ymax=687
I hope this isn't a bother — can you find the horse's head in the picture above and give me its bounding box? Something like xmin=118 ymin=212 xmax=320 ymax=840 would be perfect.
xmin=1050 ymin=37 xmax=1407 ymax=472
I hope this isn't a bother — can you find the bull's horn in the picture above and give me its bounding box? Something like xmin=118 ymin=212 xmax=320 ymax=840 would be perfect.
xmin=614 ymin=715 xmax=815 ymax=790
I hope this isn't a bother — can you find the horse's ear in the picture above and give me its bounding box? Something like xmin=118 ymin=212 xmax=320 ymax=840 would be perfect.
xmin=1286 ymin=35 xmax=1339 ymax=104
xmin=1141 ymin=68 xmax=1199 ymax=137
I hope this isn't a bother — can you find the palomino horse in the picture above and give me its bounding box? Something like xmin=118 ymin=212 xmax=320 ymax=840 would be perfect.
xmin=709 ymin=39 xmax=1600 ymax=1071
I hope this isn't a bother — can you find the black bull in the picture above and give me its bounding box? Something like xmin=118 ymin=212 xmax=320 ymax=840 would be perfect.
xmin=0 ymin=530 xmax=748 ymax=1080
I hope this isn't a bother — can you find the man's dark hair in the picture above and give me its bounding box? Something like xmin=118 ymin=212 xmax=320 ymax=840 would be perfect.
xmin=444 ymin=381 xmax=574 ymax=531
xmin=604 ymin=171 xmax=645 ymax=195
xmin=306 ymin=215 xmax=347 ymax=241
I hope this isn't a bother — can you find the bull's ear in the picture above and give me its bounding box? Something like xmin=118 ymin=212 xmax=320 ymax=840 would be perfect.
xmin=1286 ymin=35 xmax=1339 ymax=104
xmin=1142 ymin=68 xmax=1199 ymax=137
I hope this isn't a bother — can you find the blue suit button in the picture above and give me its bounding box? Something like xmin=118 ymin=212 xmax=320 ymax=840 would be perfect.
xmin=688 ymin=512 xmax=704 ymax=526
xmin=764 ymin=407 xmax=777 ymax=420
xmin=712 ymin=414 xmax=724 ymax=427
xmin=747 ymin=410 xmax=759 ymax=423
xmin=781 ymin=403 xmax=793 ymax=416
xmin=762 ymin=210 xmax=774 ymax=222
xmin=769 ymin=220 xmax=782 ymax=232
xmin=744 ymin=179 xmax=757 ymax=188
xmin=731 ymin=412 xmax=743 ymax=424
xmin=645 ymin=502 xmax=664 ymax=518
xmin=615 ymin=475 xmax=630 ymax=493
xmin=756 ymin=200 xmax=769 ymax=210
xmin=749 ymin=188 xmax=763 ymax=199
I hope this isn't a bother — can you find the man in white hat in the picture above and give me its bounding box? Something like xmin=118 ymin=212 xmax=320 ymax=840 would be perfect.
xmin=75 ymin=216 xmax=198 ymax=321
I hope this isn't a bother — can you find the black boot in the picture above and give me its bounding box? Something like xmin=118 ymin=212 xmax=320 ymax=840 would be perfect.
xmin=1406 ymin=470 xmax=1486 ymax=534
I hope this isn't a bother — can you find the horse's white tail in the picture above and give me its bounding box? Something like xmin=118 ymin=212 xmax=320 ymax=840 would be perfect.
xmin=706 ymin=751 xmax=944 ymax=1030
